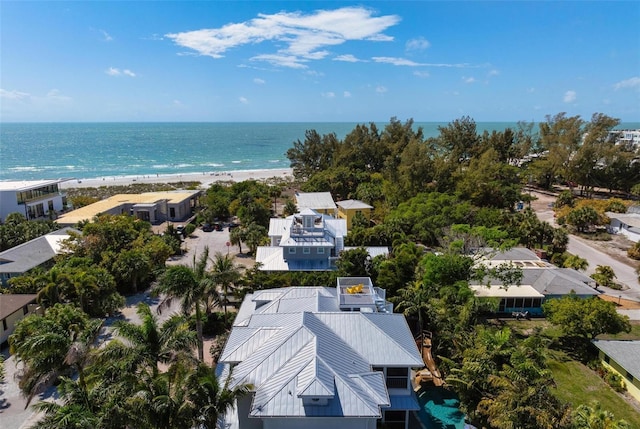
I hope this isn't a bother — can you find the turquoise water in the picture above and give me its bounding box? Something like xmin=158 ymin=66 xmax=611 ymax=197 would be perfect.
xmin=1 ymin=122 xmax=638 ymax=181
xmin=416 ymin=386 xmax=466 ymax=429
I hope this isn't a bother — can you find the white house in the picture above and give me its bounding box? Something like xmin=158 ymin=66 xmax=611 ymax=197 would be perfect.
xmin=255 ymin=209 xmax=388 ymax=271
xmin=217 ymin=277 xmax=424 ymax=429
xmin=606 ymin=211 xmax=640 ymax=243
xmin=0 ymin=180 xmax=67 ymax=222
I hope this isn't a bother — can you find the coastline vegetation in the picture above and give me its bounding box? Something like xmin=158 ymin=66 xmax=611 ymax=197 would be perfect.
xmin=4 ymin=112 xmax=640 ymax=428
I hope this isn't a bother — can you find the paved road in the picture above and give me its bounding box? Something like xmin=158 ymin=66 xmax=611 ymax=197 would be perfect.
xmin=567 ymin=235 xmax=640 ymax=302
xmin=532 ymin=192 xmax=640 ymax=302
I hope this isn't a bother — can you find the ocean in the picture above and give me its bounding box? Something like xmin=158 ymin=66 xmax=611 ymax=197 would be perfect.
xmin=1 ymin=122 xmax=639 ymax=182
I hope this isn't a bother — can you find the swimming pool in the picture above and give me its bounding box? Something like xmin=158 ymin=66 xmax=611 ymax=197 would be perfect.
xmin=415 ymin=386 xmax=467 ymax=429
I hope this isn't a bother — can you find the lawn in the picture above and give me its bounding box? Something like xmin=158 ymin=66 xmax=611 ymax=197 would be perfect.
xmin=505 ymin=319 xmax=640 ymax=426
xmin=549 ymin=355 xmax=640 ymax=427
xmin=597 ymin=320 xmax=640 ymax=340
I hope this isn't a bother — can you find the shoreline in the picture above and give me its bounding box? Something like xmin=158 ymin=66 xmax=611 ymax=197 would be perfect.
xmin=58 ymin=168 xmax=294 ymax=189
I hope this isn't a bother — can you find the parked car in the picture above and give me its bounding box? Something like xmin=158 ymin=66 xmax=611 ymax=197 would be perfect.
xmin=214 ymin=222 xmax=223 ymax=231
xmin=202 ymin=223 xmax=213 ymax=232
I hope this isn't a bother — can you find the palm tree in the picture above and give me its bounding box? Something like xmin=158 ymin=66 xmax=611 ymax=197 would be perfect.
xmin=9 ymin=303 xmax=98 ymax=405
xmin=183 ymin=362 xmax=252 ymax=429
xmin=210 ymin=251 xmax=241 ymax=314
xmin=229 ymin=226 xmax=244 ymax=254
xmin=393 ymin=280 xmax=433 ymax=333
xmin=563 ymin=254 xmax=589 ymax=271
xmin=155 ymin=250 xmax=214 ymax=361
xmin=97 ymin=302 xmax=197 ymax=376
xmin=572 ymin=401 xmax=631 ymax=429
xmin=30 ymin=377 xmax=100 ymax=429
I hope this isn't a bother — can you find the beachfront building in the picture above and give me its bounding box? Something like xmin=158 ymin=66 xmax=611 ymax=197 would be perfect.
xmin=255 ymin=209 xmax=388 ymax=271
xmin=295 ymin=192 xmax=337 ymax=217
xmin=608 ymin=129 xmax=640 ymax=150
xmin=57 ymin=190 xmax=201 ymax=226
xmin=606 ymin=209 xmax=640 ymax=243
xmin=592 ymin=340 xmax=640 ymax=402
xmin=469 ymin=247 xmax=599 ymax=316
xmin=336 ymin=199 xmax=373 ymax=229
xmin=0 ymin=294 xmax=42 ymax=346
xmin=217 ymin=277 xmax=423 ymax=429
xmin=0 ymin=180 xmax=68 ymax=222
xmin=0 ymin=227 xmax=76 ymax=287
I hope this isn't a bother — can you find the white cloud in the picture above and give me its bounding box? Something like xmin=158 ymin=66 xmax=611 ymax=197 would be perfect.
xmin=0 ymin=88 xmax=30 ymax=100
xmin=527 ymin=87 xmax=535 ymax=93
xmin=376 ymin=85 xmax=387 ymax=94
xmin=251 ymin=54 xmax=308 ymax=69
xmin=373 ymin=56 xmax=423 ymax=66
xmin=253 ymin=78 xmax=266 ymax=84
xmin=563 ymin=90 xmax=577 ymax=103
xmin=488 ymin=69 xmax=499 ymax=77
xmin=333 ymin=54 xmax=364 ymax=62
xmin=106 ymin=67 xmax=136 ymax=77
xmin=405 ymin=37 xmax=430 ymax=51
xmin=614 ymin=76 xmax=640 ymax=90
xmin=413 ymin=70 xmax=430 ymax=78
xmin=165 ymin=7 xmax=400 ymax=68
xmin=322 ymin=92 xmax=335 ymax=98
xmin=239 ymin=96 xmax=249 ymax=104
xmin=343 ymin=91 xmax=351 ymax=98
xmin=463 ymin=76 xmax=476 ymax=84
xmin=100 ymin=29 xmax=113 ymax=42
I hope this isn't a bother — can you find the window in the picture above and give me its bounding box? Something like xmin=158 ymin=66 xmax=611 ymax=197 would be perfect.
xmin=318 ymin=247 xmax=325 ymax=254
xmin=289 ymin=247 xmax=296 ymax=254
xmin=303 ymin=247 xmax=311 ymax=254
xmin=386 ymin=367 xmax=409 ymax=389
xmin=383 ymin=410 xmax=407 ymax=429
xmin=169 ymin=207 xmax=175 ymax=218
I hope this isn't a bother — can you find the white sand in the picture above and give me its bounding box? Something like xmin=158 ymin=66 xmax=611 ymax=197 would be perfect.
xmin=59 ymin=168 xmax=294 ymax=189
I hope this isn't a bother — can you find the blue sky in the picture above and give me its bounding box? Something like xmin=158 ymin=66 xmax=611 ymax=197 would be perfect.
xmin=1 ymin=1 xmax=639 ymax=123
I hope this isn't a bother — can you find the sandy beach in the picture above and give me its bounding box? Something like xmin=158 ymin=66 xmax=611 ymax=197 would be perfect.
xmin=59 ymin=168 xmax=294 ymax=189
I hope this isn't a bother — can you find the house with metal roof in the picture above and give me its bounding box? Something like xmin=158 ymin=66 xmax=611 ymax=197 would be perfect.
xmin=470 ymin=247 xmax=599 ymax=315
xmin=0 ymin=227 xmax=77 ymax=287
xmin=295 ymin=192 xmax=337 ymax=216
xmin=217 ymin=277 xmax=423 ymax=429
xmin=0 ymin=180 xmax=68 ymax=222
xmin=255 ymin=209 xmax=388 ymax=271
xmin=592 ymin=340 xmax=640 ymax=401
xmin=56 ymin=190 xmax=201 ymax=226
xmin=336 ymin=199 xmax=373 ymax=229
xmin=606 ymin=210 xmax=640 ymax=243
xmin=0 ymin=294 xmax=42 ymax=345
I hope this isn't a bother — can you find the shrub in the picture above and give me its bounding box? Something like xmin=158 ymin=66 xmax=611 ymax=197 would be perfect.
xmin=627 ymin=242 xmax=640 ymax=260
xmin=604 ymin=369 xmax=626 ymax=393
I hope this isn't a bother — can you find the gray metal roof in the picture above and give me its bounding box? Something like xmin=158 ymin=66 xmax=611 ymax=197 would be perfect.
xmin=336 ymin=199 xmax=373 ymax=210
xmin=606 ymin=212 xmax=640 ymax=228
xmin=295 ymin=192 xmax=337 ymax=211
xmin=474 ymin=267 xmax=599 ymax=297
xmin=0 ymin=227 xmax=76 ymax=274
xmin=220 ymin=286 xmax=422 ymax=419
xmin=592 ymin=340 xmax=640 ymax=381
